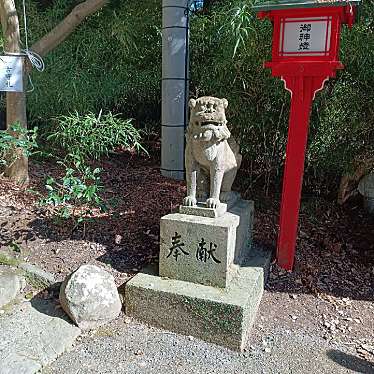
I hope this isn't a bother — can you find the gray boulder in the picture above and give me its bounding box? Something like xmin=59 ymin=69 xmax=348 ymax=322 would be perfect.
xmin=59 ymin=264 xmax=122 ymax=330
xmin=0 ymin=267 xmax=25 ymax=308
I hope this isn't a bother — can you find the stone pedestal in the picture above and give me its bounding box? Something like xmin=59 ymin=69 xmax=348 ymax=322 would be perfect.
xmin=126 ymin=247 xmax=271 ymax=351
xmin=159 ymin=200 xmax=253 ymax=288
xmin=125 ymin=199 xmax=271 ymax=351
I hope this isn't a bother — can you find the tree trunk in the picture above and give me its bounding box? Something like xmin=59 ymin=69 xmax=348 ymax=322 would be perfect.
xmin=0 ymin=0 xmax=29 ymax=185
xmin=0 ymin=0 xmax=108 ymax=185
xmin=31 ymin=0 xmax=108 ymax=57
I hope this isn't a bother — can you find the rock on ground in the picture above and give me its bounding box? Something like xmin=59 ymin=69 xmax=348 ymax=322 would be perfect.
xmin=0 ymin=298 xmax=81 ymax=374
xmin=60 ymin=264 xmax=122 ymax=330
xmin=0 ymin=266 xmax=25 ymax=308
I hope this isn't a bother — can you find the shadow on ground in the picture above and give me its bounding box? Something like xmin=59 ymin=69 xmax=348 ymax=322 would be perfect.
xmin=30 ymin=288 xmax=71 ymax=323
xmin=327 ymin=349 xmax=374 ymax=374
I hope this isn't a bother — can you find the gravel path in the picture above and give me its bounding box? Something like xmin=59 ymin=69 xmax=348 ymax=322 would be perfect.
xmin=42 ymin=314 xmax=373 ymax=374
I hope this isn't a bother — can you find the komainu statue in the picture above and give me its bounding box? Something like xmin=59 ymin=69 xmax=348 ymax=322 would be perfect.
xmin=183 ymin=96 xmax=242 ymax=209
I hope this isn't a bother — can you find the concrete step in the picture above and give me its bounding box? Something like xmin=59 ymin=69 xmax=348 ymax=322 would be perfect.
xmin=0 ymin=298 xmax=81 ymax=374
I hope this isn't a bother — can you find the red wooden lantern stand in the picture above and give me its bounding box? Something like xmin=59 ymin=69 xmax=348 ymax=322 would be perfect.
xmin=254 ymin=1 xmax=360 ymax=271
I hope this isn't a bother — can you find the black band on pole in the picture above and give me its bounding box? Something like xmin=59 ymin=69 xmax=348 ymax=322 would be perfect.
xmin=162 ymin=77 xmax=190 ymax=81
xmin=162 ymin=26 xmax=188 ymax=30
xmin=161 ymin=124 xmax=186 ymax=128
xmin=160 ymin=167 xmax=185 ymax=173
xmin=161 ymin=6 xmax=188 ymax=10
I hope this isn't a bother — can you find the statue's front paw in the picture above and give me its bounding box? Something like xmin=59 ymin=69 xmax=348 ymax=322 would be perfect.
xmin=206 ymin=198 xmax=220 ymax=209
xmin=183 ymin=196 xmax=197 ymax=207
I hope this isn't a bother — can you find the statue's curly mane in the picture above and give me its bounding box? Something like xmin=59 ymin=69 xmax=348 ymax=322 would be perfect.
xmin=186 ymin=122 xmax=231 ymax=142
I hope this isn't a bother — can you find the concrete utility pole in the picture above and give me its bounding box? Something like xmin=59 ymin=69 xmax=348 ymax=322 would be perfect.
xmin=161 ymin=0 xmax=190 ymax=180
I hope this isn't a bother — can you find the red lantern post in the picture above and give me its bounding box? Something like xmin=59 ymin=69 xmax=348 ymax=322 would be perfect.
xmin=253 ymin=0 xmax=361 ymax=271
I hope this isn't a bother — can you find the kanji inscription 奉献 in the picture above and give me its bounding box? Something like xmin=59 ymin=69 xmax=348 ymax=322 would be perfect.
xmin=167 ymin=232 xmax=189 ymax=261
xmin=166 ymin=234 xmax=222 ymax=265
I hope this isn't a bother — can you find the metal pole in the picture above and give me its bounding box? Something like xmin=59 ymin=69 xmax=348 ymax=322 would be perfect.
xmin=161 ymin=0 xmax=189 ymax=180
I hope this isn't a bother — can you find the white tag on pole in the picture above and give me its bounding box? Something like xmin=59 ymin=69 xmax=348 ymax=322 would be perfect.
xmin=0 ymin=55 xmax=23 ymax=92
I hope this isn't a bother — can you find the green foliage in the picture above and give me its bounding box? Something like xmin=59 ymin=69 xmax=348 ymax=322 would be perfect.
xmin=47 ymin=111 xmax=146 ymax=163
xmin=0 ymin=123 xmax=38 ymax=167
xmin=189 ymin=0 xmax=374 ymax=190
xmin=40 ymin=159 xmax=105 ymax=221
xmin=1 ymin=0 xmax=371 ymax=192
xmin=308 ymin=0 xmax=374 ymax=177
xmin=190 ymin=0 xmax=289 ymax=188
xmin=21 ymin=0 xmax=161 ymax=123
xmin=223 ymin=3 xmax=258 ymax=58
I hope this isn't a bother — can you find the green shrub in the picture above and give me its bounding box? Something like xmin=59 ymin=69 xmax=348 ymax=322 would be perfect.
xmin=308 ymin=1 xmax=374 ymax=177
xmin=40 ymin=159 xmax=105 ymax=221
xmin=47 ymin=111 xmax=145 ymax=163
xmin=190 ymin=0 xmax=291 ymax=188
xmin=0 ymin=123 xmax=38 ymax=168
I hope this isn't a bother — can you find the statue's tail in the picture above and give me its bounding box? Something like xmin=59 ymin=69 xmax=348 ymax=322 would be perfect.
xmin=228 ymin=137 xmax=242 ymax=168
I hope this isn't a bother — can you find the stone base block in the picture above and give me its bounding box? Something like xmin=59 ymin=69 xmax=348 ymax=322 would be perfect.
xmin=125 ymin=247 xmax=272 ymax=351
xmin=159 ymin=211 xmax=239 ymax=288
xmin=159 ymin=199 xmax=254 ymax=288
xmin=179 ymin=203 xmax=227 ymax=218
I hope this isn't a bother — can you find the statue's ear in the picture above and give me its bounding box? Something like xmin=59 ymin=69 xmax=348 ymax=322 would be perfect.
xmin=222 ymin=98 xmax=228 ymax=109
xmin=189 ymin=98 xmax=197 ymax=108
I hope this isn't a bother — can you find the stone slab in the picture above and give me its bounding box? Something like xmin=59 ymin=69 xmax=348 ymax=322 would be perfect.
xmin=0 ymin=299 xmax=81 ymax=374
xmin=0 ymin=267 xmax=25 ymax=308
xmin=363 ymin=197 xmax=374 ymax=214
xmin=19 ymin=263 xmax=56 ymax=288
xmin=159 ymin=211 xmax=239 ymax=288
xmin=231 ymin=200 xmax=254 ymax=264
xmin=358 ymin=173 xmax=374 ymax=197
xmin=125 ymin=246 xmax=272 ymax=351
xmin=179 ymin=203 xmax=227 ymax=218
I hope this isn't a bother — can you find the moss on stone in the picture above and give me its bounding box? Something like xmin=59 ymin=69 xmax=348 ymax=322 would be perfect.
xmin=94 ymin=325 xmax=117 ymax=338
xmin=0 ymin=253 xmax=20 ymax=267
xmin=182 ymin=296 xmax=241 ymax=333
xmin=23 ymin=271 xmax=50 ymax=290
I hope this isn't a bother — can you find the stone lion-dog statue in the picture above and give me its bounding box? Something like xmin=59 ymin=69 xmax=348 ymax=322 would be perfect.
xmin=183 ymin=96 xmax=242 ymax=209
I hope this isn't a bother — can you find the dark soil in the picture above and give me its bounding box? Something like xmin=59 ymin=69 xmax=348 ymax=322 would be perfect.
xmin=0 ymin=150 xmax=373 ymax=363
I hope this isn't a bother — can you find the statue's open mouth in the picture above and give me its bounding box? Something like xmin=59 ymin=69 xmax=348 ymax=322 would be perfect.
xmin=200 ymin=121 xmax=222 ymax=127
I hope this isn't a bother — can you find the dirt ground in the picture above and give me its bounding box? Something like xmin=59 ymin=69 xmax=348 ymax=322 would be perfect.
xmin=0 ymin=151 xmax=373 ymax=365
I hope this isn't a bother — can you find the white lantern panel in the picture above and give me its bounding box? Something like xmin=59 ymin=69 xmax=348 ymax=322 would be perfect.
xmin=279 ymin=16 xmax=332 ymax=57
